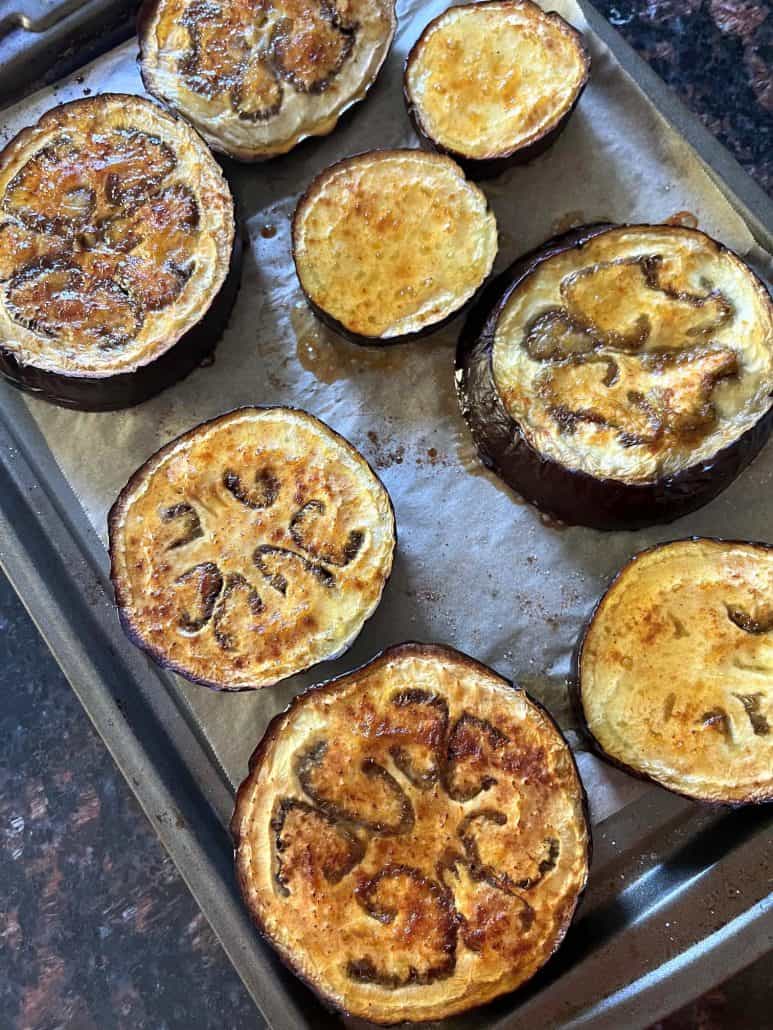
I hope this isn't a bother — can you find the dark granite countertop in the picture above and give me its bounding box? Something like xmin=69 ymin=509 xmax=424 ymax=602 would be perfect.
xmin=1 ymin=3 xmax=771 ymax=1028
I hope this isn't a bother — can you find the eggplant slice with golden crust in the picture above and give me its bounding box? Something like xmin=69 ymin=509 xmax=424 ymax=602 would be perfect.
xmin=232 ymin=642 xmax=589 ymax=1023
xmin=457 ymin=224 xmax=773 ymax=529
xmin=573 ymin=538 xmax=773 ymax=804
xmin=292 ymin=149 xmax=498 ymax=344
xmin=138 ymin=0 xmax=396 ymax=161
xmin=0 ymin=94 xmax=239 ymax=411
xmin=405 ymin=0 xmax=590 ymax=180
xmin=108 ymin=407 xmax=395 ymax=691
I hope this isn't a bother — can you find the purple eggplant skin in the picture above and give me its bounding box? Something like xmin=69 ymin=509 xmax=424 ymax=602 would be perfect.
xmin=230 ymin=640 xmax=592 ymax=1025
xmin=0 ymin=235 xmax=242 ymax=411
xmin=455 ymin=223 xmax=773 ymax=531
xmin=568 ymin=537 xmax=773 ymax=806
xmin=297 ymin=277 xmax=492 ymax=349
xmin=291 ymin=148 xmax=497 ymax=347
xmin=403 ymin=2 xmax=591 ymax=181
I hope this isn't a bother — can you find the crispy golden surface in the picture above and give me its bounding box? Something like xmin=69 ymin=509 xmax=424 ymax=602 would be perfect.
xmin=492 ymin=225 xmax=773 ymax=482
xmin=293 ymin=150 xmax=498 ymax=339
xmin=405 ymin=0 xmax=588 ymax=160
xmin=109 ymin=408 xmax=395 ymax=690
xmin=580 ymin=540 xmax=773 ymax=803
xmin=233 ymin=644 xmax=589 ymax=1022
xmin=0 ymin=95 xmax=234 ymax=375
xmin=141 ymin=0 xmax=395 ymax=159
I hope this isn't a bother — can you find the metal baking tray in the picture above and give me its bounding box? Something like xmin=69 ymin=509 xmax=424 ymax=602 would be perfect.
xmin=0 ymin=3 xmax=771 ymax=1028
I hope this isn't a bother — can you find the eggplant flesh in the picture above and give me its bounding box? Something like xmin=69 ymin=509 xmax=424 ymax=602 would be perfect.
xmin=292 ymin=149 xmax=498 ymax=344
xmin=405 ymin=0 xmax=590 ymax=179
xmin=456 ymin=224 xmax=773 ymax=530
xmin=231 ymin=642 xmax=589 ymax=1023
xmin=0 ymin=94 xmax=238 ymax=410
xmin=139 ymin=0 xmax=397 ymax=161
xmin=108 ymin=407 xmax=396 ymax=691
xmin=574 ymin=539 xmax=773 ymax=804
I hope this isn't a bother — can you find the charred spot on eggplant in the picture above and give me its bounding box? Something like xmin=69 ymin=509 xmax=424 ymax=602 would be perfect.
xmin=6 ymin=259 xmax=143 ymax=350
xmin=292 ymin=149 xmax=498 ymax=344
xmin=0 ymin=94 xmax=238 ymax=411
xmin=385 ymin=689 xmax=449 ymax=789
xmin=253 ymin=544 xmax=336 ymax=593
xmin=138 ymin=0 xmax=396 ymax=161
xmin=223 ymin=467 xmax=280 ymax=509
xmin=698 ymin=707 xmax=732 ymax=740
xmin=271 ymin=797 xmax=365 ymax=896
xmin=457 ymin=809 xmax=560 ymax=893
xmin=575 ymin=538 xmax=773 ymax=803
xmin=726 ymin=603 xmax=773 ymax=635
xmin=404 ymin=0 xmax=590 ymax=179
xmin=444 ymin=712 xmax=509 ymax=801
xmin=174 ymin=561 xmax=223 ymax=633
xmin=231 ymin=643 xmax=589 ymax=1023
xmin=348 ymin=865 xmax=457 ymax=987
xmin=295 ymin=740 xmax=415 ymax=835
xmin=733 ymin=693 xmax=770 ymax=736
xmin=160 ymin=502 xmax=204 ymax=550
xmin=271 ymin=0 xmax=356 ymax=94
xmin=289 ymin=499 xmax=364 ymax=566
xmin=459 ymin=812 xmax=560 ymax=892
xmin=437 ymin=850 xmax=536 ymax=954
xmin=456 ymin=808 xmax=507 ymax=878
xmin=212 ymin=572 xmax=264 ymax=651
xmin=108 ymin=407 xmax=395 ymax=691
xmin=457 ymin=224 xmax=773 ymax=529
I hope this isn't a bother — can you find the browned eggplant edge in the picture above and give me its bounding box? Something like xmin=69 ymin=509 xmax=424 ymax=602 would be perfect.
xmin=137 ymin=0 xmax=398 ymax=163
xmin=403 ymin=1 xmax=591 ymax=181
xmin=291 ymin=148 xmax=497 ymax=346
xmin=230 ymin=640 xmax=592 ymax=1025
xmin=455 ymin=222 xmax=773 ymax=531
xmin=107 ymin=406 xmax=397 ymax=692
xmin=568 ymin=536 xmax=773 ymax=806
xmin=0 ymin=93 xmax=242 ymax=411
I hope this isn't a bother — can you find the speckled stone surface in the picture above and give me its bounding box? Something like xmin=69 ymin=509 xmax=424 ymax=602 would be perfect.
xmin=0 ymin=574 xmax=260 ymax=1029
xmin=596 ymin=0 xmax=772 ymax=195
xmin=0 ymin=3 xmax=771 ymax=1028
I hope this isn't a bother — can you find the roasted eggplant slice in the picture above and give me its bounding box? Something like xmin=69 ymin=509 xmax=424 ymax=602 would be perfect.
xmin=292 ymin=149 xmax=498 ymax=344
xmin=574 ymin=539 xmax=773 ymax=804
xmin=0 ymin=94 xmax=239 ymax=410
xmin=404 ymin=0 xmax=590 ymax=179
xmin=108 ymin=407 xmax=395 ymax=690
xmin=138 ymin=0 xmax=396 ymax=161
xmin=232 ymin=642 xmax=589 ymax=1023
xmin=457 ymin=224 xmax=773 ymax=529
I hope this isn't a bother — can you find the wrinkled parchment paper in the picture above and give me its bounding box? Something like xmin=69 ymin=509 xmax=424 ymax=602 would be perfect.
xmin=2 ymin=0 xmax=771 ymax=827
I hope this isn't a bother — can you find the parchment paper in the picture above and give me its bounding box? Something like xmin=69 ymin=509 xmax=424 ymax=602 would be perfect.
xmin=2 ymin=0 xmax=771 ymax=828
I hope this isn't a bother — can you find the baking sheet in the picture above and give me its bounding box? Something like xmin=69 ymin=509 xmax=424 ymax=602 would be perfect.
xmin=1 ymin=0 xmax=771 ymax=829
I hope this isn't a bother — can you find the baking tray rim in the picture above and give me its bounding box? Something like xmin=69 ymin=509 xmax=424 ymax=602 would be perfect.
xmin=0 ymin=3 xmax=771 ymax=1027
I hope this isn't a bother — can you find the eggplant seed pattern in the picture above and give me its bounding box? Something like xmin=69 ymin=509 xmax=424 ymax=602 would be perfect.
xmin=166 ymin=464 xmax=364 ymax=651
xmin=525 ymin=254 xmax=738 ymax=449
xmin=1 ymin=130 xmax=200 ymax=350
xmin=178 ymin=0 xmax=357 ymax=120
